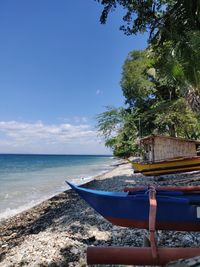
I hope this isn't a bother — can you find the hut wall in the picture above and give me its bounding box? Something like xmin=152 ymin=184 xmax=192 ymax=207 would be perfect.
xmin=153 ymin=137 xmax=197 ymax=161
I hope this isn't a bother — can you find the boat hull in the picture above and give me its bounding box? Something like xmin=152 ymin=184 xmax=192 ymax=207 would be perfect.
xmin=130 ymin=157 xmax=200 ymax=176
xmin=67 ymin=182 xmax=200 ymax=231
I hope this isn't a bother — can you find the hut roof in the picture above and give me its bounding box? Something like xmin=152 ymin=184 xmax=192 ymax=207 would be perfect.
xmin=140 ymin=134 xmax=200 ymax=145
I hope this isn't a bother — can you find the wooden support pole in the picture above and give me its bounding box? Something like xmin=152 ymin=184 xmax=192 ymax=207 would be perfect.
xmin=87 ymin=247 xmax=200 ymax=265
xmin=149 ymin=189 xmax=157 ymax=259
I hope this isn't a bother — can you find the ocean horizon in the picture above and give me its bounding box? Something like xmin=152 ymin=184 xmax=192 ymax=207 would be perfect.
xmin=0 ymin=154 xmax=116 ymax=221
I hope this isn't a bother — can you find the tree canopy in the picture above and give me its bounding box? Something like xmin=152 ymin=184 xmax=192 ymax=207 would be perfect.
xmin=96 ymin=0 xmax=200 ymax=111
xmin=96 ymin=1 xmax=200 ymax=39
xmin=95 ymin=0 xmax=200 ymax=157
xmin=97 ymin=48 xmax=200 ymax=157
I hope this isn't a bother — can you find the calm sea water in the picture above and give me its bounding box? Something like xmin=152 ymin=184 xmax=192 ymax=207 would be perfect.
xmin=0 ymin=154 xmax=115 ymax=220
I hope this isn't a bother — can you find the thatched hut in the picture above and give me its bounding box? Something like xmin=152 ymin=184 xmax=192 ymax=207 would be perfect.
xmin=140 ymin=135 xmax=200 ymax=162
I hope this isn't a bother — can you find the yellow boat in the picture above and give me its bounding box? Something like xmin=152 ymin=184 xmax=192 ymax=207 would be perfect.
xmin=127 ymin=157 xmax=200 ymax=176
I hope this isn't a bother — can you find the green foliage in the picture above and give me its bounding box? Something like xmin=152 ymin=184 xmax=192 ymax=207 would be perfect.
xmin=96 ymin=106 xmax=138 ymax=157
xmin=153 ymin=98 xmax=200 ymax=138
xmin=96 ymin=0 xmax=175 ymax=37
xmin=96 ymin=106 xmax=125 ymax=138
xmin=122 ymin=49 xmax=200 ymax=139
xmin=95 ymin=0 xmax=200 ymax=156
xmin=96 ymin=0 xmax=200 ymax=111
xmin=121 ymin=50 xmax=155 ymax=106
xmin=153 ymin=31 xmax=200 ymax=111
xmin=96 ymin=1 xmax=200 ymax=39
xmin=96 ymin=49 xmax=200 ymax=157
xmin=176 ymin=31 xmax=200 ymax=90
xmin=152 ymin=2 xmax=200 ymax=109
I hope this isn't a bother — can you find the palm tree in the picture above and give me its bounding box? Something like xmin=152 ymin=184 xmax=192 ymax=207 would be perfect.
xmin=153 ymin=1 xmax=200 ymax=112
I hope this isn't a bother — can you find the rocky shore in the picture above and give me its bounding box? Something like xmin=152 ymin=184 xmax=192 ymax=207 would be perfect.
xmin=0 ymin=161 xmax=200 ymax=267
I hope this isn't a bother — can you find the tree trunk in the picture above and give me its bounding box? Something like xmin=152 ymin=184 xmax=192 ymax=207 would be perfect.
xmin=185 ymin=86 xmax=200 ymax=112
xmin=169 ymin=124 xmax=176 ymax=137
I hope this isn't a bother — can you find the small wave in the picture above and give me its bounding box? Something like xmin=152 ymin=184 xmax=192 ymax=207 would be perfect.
xmin=0 ymin=200 xmax=38 ymax=221
xmin=0 ymin=156 xmax=116 ymax=221
xmin=0 ymin=190 xmax=65 ymax=221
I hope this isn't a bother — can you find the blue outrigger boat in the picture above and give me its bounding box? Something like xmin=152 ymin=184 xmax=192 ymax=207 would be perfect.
xmin=67 ymin=182 xmax=200 ymax=231
xmin=68 ymin=182 xmax=200 ymax=265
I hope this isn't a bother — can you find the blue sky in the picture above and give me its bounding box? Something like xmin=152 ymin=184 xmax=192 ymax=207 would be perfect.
xmin=0 ymin=0 xmax=148 ymax=154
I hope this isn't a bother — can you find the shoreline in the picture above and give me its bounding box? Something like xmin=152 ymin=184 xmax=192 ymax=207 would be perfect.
xmin=0 ymin=159 xmax=128 ymax=226
xmin=0 ymin=157 xmax=119 ymax=222
xmin=1 ymin=162 xmax=200 ymax=266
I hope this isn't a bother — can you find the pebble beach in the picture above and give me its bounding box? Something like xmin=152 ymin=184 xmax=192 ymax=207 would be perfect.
xmin=1 ymin=161 xmax=200 ymax=267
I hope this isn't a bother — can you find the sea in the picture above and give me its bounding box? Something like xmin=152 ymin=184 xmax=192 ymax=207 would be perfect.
xmin=0 ymin=154 xmax=116 ymax=221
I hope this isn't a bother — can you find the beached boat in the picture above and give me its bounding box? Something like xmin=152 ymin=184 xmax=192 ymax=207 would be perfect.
xmin=67 ymin=182 xmax=200 ymax=231
xmin=127 ymin=156 xmax=200 ymax=176
xmin=129 ymin=135 xmax=200 ymax=176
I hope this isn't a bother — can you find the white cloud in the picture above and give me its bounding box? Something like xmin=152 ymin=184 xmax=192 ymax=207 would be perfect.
xmin=96 ymin=89 xmax=102 ymax=95
xmin=0 ymin=120 xmax=110 ymax=154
